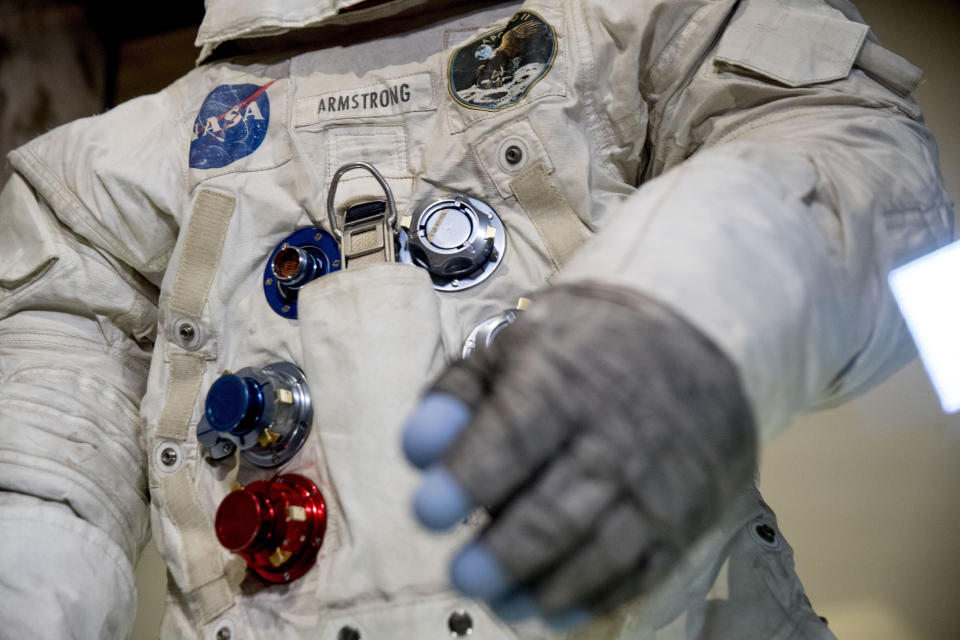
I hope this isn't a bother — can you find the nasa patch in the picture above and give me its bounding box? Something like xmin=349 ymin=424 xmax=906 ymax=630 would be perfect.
xmin=189 ymin=82 xmax=274 ymax=170
xmin=448 ymin=11 xmax=557 ymax=112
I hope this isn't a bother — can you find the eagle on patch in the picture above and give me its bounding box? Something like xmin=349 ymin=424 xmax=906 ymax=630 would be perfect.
xmin=449 ymin=10 xmax=557 ymax=111
xmin=473 ymin=19 xmax=547 ymax=89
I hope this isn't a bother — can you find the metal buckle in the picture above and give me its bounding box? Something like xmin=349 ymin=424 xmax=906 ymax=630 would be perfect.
xmin=326 ymin=162 xmax=399 ymax=269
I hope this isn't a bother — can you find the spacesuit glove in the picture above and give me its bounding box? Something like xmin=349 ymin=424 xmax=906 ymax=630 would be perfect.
xmin=403 ymin=282 xmax=757 ymax=623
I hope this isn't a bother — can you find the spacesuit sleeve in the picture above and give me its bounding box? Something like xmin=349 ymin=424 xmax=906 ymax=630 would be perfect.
xmin=563 ymin=0 xmax=954 ymax=439
xmin=0 ymin=84 xmax=185 ymax=637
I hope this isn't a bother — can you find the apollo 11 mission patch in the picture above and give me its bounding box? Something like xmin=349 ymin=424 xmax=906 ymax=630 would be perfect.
xmin=448 ymin=11 xmax=557 ymax=112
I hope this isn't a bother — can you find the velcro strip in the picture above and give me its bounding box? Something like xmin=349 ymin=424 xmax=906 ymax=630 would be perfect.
xmin=169 ymin=190 xmax=236 ymax=318
xmin=510 ymin=163 xmax=589 ymax=270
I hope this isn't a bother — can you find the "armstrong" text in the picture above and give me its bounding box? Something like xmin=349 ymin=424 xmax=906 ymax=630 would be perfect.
xmin=318 ymin=83 xmax=412 ymax=114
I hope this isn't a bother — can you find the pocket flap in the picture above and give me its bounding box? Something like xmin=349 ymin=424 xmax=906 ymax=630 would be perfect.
xmin=714 ymin=0 xmax=869 ymax=87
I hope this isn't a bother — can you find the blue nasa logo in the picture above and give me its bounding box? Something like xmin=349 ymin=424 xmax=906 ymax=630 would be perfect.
xmin=189 ymin=81 xmax=274 ymax=170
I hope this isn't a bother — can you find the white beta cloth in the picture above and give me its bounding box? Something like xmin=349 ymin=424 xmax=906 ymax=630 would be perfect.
xmin=0 ymin=0 xmax=951 ymax=638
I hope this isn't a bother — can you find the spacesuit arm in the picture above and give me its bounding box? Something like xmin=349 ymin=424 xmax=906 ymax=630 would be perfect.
xmin=557 ymin=114 xmax=953 ymax=439
xmin=0 ymin=84 xmax=184 ymax=637
xmin=565 ymin=0 xmax=955 ymax=439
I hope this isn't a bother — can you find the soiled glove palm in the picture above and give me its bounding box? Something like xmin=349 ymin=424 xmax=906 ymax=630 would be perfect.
xmin=403 ymin=283 xmax=757 ymax=622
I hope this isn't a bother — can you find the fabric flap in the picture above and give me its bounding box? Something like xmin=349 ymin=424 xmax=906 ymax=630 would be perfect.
xmin=0 ymin=175 xmax=58 ymax=292
xmin=714 ymin=0 xmax=868 ymax=87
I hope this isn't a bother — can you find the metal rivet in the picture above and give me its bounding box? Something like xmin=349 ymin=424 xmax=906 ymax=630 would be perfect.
xmin=504 ymin=145 xmax=523 ymax=165
xmin=756 ymin=523 xmax=776 ymax=544
xmin=265 ymin=277 xmax=274 ymax=286
xmin=160 ymin=447 xmax=179 ymax=467
xmin=216 ymin=627 xmax=231 ymax=640
xmin=178 ymin=324 xmax=195 ymax=341
xmin=337 ymin=626 xmax=361 ymax=640
xmin=451 ymin=279 xmax=460 ymax=288
xmin=448 ymin=610 xmax=473 ymax=637
xmin=282 ymin=305 xmax=291 ymax=313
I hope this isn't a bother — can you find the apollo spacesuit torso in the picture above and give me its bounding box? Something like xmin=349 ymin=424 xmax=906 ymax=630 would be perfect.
xmin=0 ymin=0 xmax=952 ymax=638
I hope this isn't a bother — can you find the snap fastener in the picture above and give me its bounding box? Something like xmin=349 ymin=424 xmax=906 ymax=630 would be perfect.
xmin=496 ymin=136 xmax=531 ymax=173
xmin=448 ymin=610 xmax=473 ymax=637
xmin=756 ymin=524 xmax=776 ymax=543
xmin=153 ymin=441 xmax=183 ymax=473
xmin=208 ymin=618 xmax=235 ymax=640
xmin=748 ymin=518 xmax=781 ymax=549
xmin=337 ymin=626 xmax=361 ymax=640
xmin=173 ymin=317 xmax=202 ymax=350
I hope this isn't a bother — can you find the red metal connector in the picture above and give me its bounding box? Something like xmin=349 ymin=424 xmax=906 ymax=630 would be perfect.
xmin=215 ymin=474 xmax=326 ymax=583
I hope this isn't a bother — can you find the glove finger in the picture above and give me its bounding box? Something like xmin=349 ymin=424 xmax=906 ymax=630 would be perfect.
xmin=489 ymin=589 xmax=539 ymax=622
xmin=480 ymin=430 xmax=622 ymax=585
xmin=440 ymin=327 xmax=583 ymax=509
xmin=580 ymin=543 xmax=680 ymax=615
xmin=532 ymin=498 xmax=671 ymax=615
xmin=412 ymin=466 xmax=475 ymax=530
xmin=402 ymin=393 xmax=472 ymax=469
xmin=450 ymin=541 xmax=512 ymax=599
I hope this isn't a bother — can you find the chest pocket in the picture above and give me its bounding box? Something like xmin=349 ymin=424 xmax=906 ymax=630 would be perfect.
xmin=714 ymin=0 xmax=869 ymax=88
xmin=714 ymin=0 xmax=923 ymax=98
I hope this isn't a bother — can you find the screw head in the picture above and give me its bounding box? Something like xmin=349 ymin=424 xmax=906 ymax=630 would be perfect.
xmin=160 ymin=447 xmax=178 ymax=467
xmin=504 ymin=145 xmax=523 ymax=165
xmin=216 ymin=627 xmax=231 ymax=640
xmin=178 ymin=324 xmax=196 ymax=341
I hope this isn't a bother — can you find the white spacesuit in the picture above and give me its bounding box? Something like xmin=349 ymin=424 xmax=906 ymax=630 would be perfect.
xmin=0 ymin=0 xmax=952 ymax=639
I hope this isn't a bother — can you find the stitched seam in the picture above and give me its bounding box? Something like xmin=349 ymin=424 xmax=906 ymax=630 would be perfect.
xmin=0 ymin=333 xmax=150 ymax=379
xmin=6 ymin=366 xmax=144 ymax=430
xmin=570 ymin=0 xmax=624 ymax=184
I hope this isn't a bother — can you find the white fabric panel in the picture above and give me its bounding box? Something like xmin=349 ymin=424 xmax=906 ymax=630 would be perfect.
xmin=0 ymin=494 xmax=137 ymax=639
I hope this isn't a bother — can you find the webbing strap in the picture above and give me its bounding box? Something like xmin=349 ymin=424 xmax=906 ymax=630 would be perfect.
xmin=169 ymin=190 xmax=236 ymax=317
xmin=156 ymin=189 xmax=238 ymax=623
xmin=165 ymin=468 xmax=234 ymax=622
xmin=342 ymin=213 xmax=396 ymax=269
xmin=156 ymin=351 xmax=205 ymax=440
xmin=510 ymin=163 xmax=589 ymax=271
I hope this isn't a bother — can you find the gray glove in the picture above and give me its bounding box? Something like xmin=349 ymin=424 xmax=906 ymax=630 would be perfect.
xmin=403 ymin=282 xmax=757 ymax=622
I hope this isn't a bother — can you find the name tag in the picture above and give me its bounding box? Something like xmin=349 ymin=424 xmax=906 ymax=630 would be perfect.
xmin=295 ymin=72 xmax=435 ymax=126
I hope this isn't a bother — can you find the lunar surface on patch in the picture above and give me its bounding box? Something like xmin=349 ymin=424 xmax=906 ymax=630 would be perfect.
xmin=457 ymin=63 xmax=547 ymax=108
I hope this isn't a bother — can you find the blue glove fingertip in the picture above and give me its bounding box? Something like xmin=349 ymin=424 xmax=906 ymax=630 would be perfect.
xmin=490 ymin=590 xmax=539 ymax=622
xmin=402 ymin=393 xmax=471 ymax=469
xmin=450 ymin=542 xmax=512 ymax=600
xmin=546 ymin=608 xmax=591 ymax=631
xmin=412 ymin=466 xmax=473 ymax=530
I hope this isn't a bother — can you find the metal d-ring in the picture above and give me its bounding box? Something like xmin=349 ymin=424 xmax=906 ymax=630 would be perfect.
xmin=326 ymin=162 xmax=398 ymax=241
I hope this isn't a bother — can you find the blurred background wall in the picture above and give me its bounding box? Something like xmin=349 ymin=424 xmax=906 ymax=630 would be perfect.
xmin=1 ymin=1 xmax=958 ymax=638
